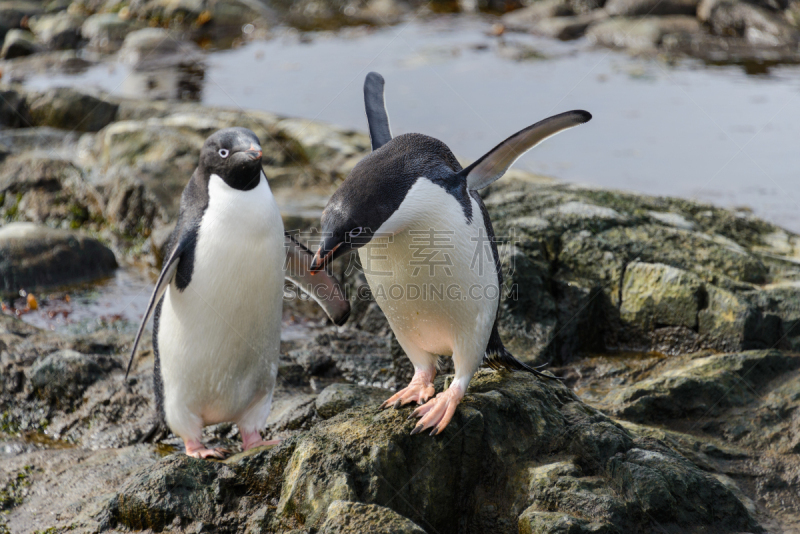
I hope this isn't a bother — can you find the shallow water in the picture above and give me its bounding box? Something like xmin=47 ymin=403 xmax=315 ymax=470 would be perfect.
xmin=24 ymin=16 xmax=800 ymax=232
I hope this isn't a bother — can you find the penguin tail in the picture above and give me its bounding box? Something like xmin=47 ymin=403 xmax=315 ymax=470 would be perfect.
xmin=483 ymin=327 xmax=561 ymax=380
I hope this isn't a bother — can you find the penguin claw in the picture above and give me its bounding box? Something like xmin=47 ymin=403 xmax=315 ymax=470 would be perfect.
xmin=407 ymin=385 xmax=464 ymax=437
xmin=410 ymin=424 xmax=424 ymax=435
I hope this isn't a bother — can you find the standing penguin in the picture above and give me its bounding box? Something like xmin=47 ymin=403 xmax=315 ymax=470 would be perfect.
xmin=310 ymin=73 xmax=591 ymax=436
xmin=126 ymin=127 xmax=350 ymax=458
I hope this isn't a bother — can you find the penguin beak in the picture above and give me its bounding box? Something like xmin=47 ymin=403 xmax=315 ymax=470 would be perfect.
xmin=310 ymin=242 xmax=342 ymax=273
xmin=244 ymin=143 xmax=262 ymax=161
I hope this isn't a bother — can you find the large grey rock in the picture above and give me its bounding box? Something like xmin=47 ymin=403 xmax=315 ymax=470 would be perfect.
xmin=0 ymin=87 xmax=30 ymax=127
xmin=704 ymin=0 xmax=799 ymax=45
xmin=0 ymin=155 xmax=104 ymax=228
xmin=117 ymin=27 xmax=204 ymax=70
xmin=320 ymin=501 xmax=428 ymax=534
xmin=27 ymin=87 xmax=118 ymax=132
xmin=604 ymin=0 xmax=700 ymax=16
xmin=81 ymin=13 xmax=140 ymax=52
xmin=586 ymin=16 xmax=701 ymax=51
xmin=0 ymin=223 xmax=117 ymax=294
xmin=29 ymin=349 xmax=119 ymax=407
xmin=108 ymin=372 xmax=761 ymax=532
xmin=1 ymin=28 xmax=36 ymax=58
xmin=28 ymin=12 xmax=84 ymax=49
xmin=314 ymin=382 xmax=391 ymax=419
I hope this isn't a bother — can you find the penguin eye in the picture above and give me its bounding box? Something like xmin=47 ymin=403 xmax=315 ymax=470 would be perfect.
xmin=218 ymin=149 xmax=230 ymax=158
xmin=349 ymin=227 xmax=363 ymax=238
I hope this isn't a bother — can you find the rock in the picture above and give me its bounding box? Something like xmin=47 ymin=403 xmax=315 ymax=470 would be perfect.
xmin=704 ymin=0 xmax=799 ymax=46
xmin=0 ymin=154 xmax=104 ymax=228
xmin=27 ymin=87 xmax=118 ymax=132
xmin=604 ymin=350 xmax=800 ymax=421
xmin=604 ymin=0 xmax=700 ymax=16
xmin=0 ymin=445 xmax=160 ymax=533
xmin=0 ymin=223 xmax=117 ymax=294
xmin=28 ymin=12 xmax=84 ymax=49
xmin=28 ymin=349 xmax=118 ymax=407
xmin=320 ymin=501 xmax=428 ymax=534
xmin=526 ymin=11 xmax=608 ymax=40
xmin=99 ymin=167 xmax=166 ymax=238
xmin=586 ymin=16 xmax=701 ymax=51
xmin=108 ymin=372 xmax=761 ymax=532
xmin=118 ymin=27 xmax=204 ymax=70
xmin=81 ymin=13 xmax=139 ymax=52
xmin=0 ymin=87 xmax=30 ymax=128
xmin=620 ymin=262 xmax=704 ymax=331
xmin=314 ymin=383 xmax=391 ymax=419
xmin=1 ymin=28 xmax=36 ymax=58
xmin=288 ymin=329 xmax=394 ymax=388
xmin=502 ymin=0 xmax=575 ymax=29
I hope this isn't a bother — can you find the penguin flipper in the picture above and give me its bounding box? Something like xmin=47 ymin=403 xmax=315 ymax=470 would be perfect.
xmin=460 ymin=110 xmax=592 ymax=191
xmin=284 ymin=233 xmax=351 ymax=326
xmin=125 ymin=231 xmax=194 ymax=380
xmin=364 ymin=72 xmax=392 ymax=151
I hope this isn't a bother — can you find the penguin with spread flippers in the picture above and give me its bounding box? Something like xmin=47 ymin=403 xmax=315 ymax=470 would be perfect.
xmin=309 ymin=72 xmax=590 ymax=436
xmin=126 ymin=127 xmax=350 ymax=458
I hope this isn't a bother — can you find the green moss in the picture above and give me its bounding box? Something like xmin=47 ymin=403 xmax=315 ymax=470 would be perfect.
xmin=0 ymin=412 xmax=20 ymax=435
xmin=0 ymin=465 xmax=34 ymax=511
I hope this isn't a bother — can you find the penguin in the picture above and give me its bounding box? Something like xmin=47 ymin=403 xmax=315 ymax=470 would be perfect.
xmin=309 ymin=72 xmax=591 ymax=436
xmin=126 ymin=127 xmax=351 ymax=458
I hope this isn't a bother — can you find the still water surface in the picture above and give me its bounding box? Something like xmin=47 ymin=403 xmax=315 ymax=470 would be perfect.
xmin=26 ymin=16 xmax=800 ymax=232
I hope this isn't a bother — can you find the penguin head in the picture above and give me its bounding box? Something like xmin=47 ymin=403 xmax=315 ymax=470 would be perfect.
xmin=200 ymin=127 xmax=263 ymax=190
xmin=310 ymin=134 xmax=459 ymax=272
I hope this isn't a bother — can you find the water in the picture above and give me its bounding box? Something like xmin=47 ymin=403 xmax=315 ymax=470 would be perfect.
xmin=24 ymin=16 xmax=800 ymax=232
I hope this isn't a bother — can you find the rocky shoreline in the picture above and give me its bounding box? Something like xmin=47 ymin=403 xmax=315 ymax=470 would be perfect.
xmin=1 ymin=0 xmax=800 ymax=88
xmin=1 ymin=86 xmax=800 ymax=532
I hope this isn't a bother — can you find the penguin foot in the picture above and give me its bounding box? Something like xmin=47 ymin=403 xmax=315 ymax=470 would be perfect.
xmin=409 ymin=386 xmax=464 ymax=436
xmin=241 ymin=430 xmax=281 ymax=451
xmin=185 ymin=440 xmax=230 ymax=459
xmin=380 ymin=369 xmax=436 ymax=409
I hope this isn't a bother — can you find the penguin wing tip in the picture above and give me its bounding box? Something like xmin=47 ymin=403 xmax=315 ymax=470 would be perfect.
xmin=365 ymin=71 xmax=385 ymax=86
xmin=573 ymin=110 xmax=592 ymax=123
xmin=333 ymin=307 xmax=351 ymax=327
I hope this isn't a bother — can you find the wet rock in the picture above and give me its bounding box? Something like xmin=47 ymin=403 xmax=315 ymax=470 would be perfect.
xmin=0 ymin=445 xmax=160 ymax=533
xmin=27 ymin=87 xmax=118 ymax=132
xmin=0 ymin=87 xmax=30 ymax=128
xmin=502 ymin=0 xmax=575 ymax=28
xmin=0 ymin=50 xmax=92 ymax=83
xmin=525 ymin=11 xmax=609 ymax=40
xmin=704 ymin=0 xmax=799 ymax=46
xmin=99 ymin=167 xmax=167 ymax=238
xmin=118 ymin=27 xmax=204 ymax=70
xmin=1 ymin=28 xmax=36 ymax=58
xmin=619 ymin=261 xmax=704 ymax=331
xmin=28 ymin=12 xmax=84 ymax=49
xmin=586 ymin=15 xmax=701 ymax=51
xmin=288 ymin=329 xmax=394 ymax=388
xmin=604 ymin=0 xmax=700 ymax=16
xmin=81 ymin=13 xmax=139 ymax=52
xmin=0 ymin=154 xmax=104 ymax=228
xmin=106 ymin=372 xmax=760 ymax=532
xmin=0 ymin=222 xmax=117 ymax=294
xmin=28 ymin=349 xmax=119 ymax=407
xmin=320 ymin=501 xmax=428 ymax=534
xmin=314 ymin=382 xmax=391 ymax=418
xmin=605 ymin=350 xmax=800 ymax=421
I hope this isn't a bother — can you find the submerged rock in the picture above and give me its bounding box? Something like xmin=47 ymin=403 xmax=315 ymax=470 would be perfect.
xmin=0 ymin=222 xmax=117 ymax=294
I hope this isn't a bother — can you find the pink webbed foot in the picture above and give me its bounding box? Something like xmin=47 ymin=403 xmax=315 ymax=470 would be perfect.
xmin=380 ymin=368 xmax=436 ymax=409
xmin=184 ymin=439 xmax=230 ymax=459
xmin=409 ymin=385 xmax=465 ymax=436
xmin=241 ymin=430 xmax=280 ymax=451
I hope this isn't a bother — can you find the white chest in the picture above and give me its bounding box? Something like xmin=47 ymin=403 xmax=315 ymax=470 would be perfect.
xmin=359 ymin=179 xmax=499 ymax=356
xmin=157 ymin=173 xmax=285 ymax=422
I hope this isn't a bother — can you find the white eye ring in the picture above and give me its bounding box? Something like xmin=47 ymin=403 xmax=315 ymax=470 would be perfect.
xmin=218 ymin=148 xmax=230 ymax=158
xmin=349 ymin=227 xmax=363 ymax=238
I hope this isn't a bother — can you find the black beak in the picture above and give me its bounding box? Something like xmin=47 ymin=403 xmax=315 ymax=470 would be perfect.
xmin=310 ymin=242 xmax=342 ymax=273
xmin=244 ymin=143 xmax=262 ymax=161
